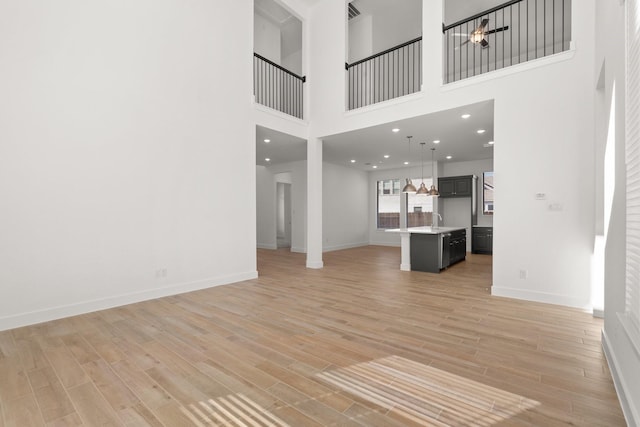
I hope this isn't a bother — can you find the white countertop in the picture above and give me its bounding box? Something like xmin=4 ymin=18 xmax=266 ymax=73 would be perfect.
xmin=385 ymin=226 xmax=466 ymax=235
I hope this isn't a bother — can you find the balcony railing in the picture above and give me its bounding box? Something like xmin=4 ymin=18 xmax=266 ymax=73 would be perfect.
xmin=253 ymin=53 xmax=305 ymax=119
xmin=443 ymin=0 xmax=571 ymax=83
xmin=346 ymin=37 xmax=423 ymax=110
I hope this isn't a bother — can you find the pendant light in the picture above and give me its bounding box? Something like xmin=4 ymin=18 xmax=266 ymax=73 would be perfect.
xmin=427 ymin=148 xmax=440 ymax=197
xmin=416 ymin=142 xmax=428 ymax=194
xmin=402 ymin=136 xmax=417 ymax=193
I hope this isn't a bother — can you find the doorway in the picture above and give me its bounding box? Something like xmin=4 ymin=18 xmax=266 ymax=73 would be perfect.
xmin=276 ymin=182 xmax=292 ymax=248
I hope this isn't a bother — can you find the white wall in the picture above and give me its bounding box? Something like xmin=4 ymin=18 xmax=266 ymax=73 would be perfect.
xmin=0 ymin=0 xmax=256 ymax=331
xmin=348 ymin=15 xmax=373 ymax=63
xmin=596 ymin=0 xmax=640 ymax=425
xmin=308 ymin=0 xmax=596 ymax=309
xmin=281 ymin=18 xmax=303 ymax=76
xmin=256 ymin=166 xmax=277 ymax=249
xmin=258 ymin=160 xmax=370 ymax=253
xmin=323 ymin=162 xmax=369 ymax=251
xmin=254 ymin=11 xmax=282 ymax=63
xmin=348 ymin=1 xmax=421 ymax=63
xmin=371 ymin=1 xmax=422 ymax=55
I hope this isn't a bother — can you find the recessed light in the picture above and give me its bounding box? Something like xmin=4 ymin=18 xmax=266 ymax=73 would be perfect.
xmin=265 ymin=158 xmax=271 ymax=162
xmin=383 ymin=154 xmax=390 ymax=159
xmin=461 ymin=114 xmax=471 ymax=119
xmin=350 ymin=159 xmax=356 ymax=163
xmin=488 ymin=141 xmax=495 ymax=145
xmin=433 ymin=140 xmax=440 ymax=144
xmin=477 ymin=129 xmax=486 ymax=134
xmin=392 ymin=128 xmax=400 ymax=133
xmin=404 ymin=161 xmax=409 ymax=165
xmin=264 ymin=139 xmax=270 ymax=143
xmin=446 ymin=155 xmax=452 ymax=160
xmin=372 ymin=165 xmax=378 ymax=169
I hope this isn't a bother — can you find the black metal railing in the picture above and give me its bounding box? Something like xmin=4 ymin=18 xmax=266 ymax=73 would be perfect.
xmin=253 ymin=53 xmax=305 ymax=119
xmin=346 ymin=37 xmax=422 ymax=110
xmin=443 ymin=0 xmax=571 ymax=83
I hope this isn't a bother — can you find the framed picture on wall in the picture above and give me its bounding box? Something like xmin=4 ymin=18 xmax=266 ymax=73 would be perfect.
xmin=483 ymin=171 xmax=494 ymax=215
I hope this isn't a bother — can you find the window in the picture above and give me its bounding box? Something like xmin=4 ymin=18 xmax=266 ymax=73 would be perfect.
xmin=483 ymin=172 xmax=494 ymax=215
xmin=407 ymin=178 xmax=434 ymax=227
xmin=377 ymin=179 xmax=401 ymax=229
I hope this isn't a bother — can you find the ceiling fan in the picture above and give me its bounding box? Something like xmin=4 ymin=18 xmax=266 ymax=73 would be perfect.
xmin=452 ymin=18 xmax=509 ymax=49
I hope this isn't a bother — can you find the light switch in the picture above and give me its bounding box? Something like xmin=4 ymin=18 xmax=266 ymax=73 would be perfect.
xmin=535 ymin=193 xmax=547 ymax=200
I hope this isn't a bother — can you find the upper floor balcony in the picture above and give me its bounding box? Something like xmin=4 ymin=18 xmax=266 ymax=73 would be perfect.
xmin=345 ymin=0 xmax=571 ymax=110
xmin=253 ymin=0 xmax=305 ymax=120
xmin=252 ymin=0 xmax=572 ymax=118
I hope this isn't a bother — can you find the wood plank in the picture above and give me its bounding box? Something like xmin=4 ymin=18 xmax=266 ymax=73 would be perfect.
xmin=27 ymin=367 xmax=76 ymax=422
xmin=66 ymin=382 xmax=122 ymax=426
xmin=0 ymin=356 xmax=32 ymax=402
xmin=44 ymin=412 xmax=83 ymax=427
xmin=2 ymin=395 xmax=43 ymax=427
xmin=0 ymin=247 xmax=626 ymax=426
xmin=41 ymin=346 xmax=88 ymax=389
xmin=110 ymin=359 xmax=174 ymax=410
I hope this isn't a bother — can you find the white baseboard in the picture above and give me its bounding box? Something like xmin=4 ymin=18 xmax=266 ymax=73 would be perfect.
xmin=602 ymin=329 xmax=639 ymax=427
xmin=290 ymin=246 xmax=306 ymax=253
xmin=592 ymin=308 xmax=605 ymax=318
xmin=491 ymin=286 xmax=589 ymax=310
xmin=257 ymin=243 xmax=278 ymax=250
xmin=368 ymin=241 xmax=401 ymax=247
xmin=0 ymin=271 xmax=258 ymax=332
xmin=323 ymin=242 xmax=369 ymax=252
xmin=306 ymin=260 xmax=323 ymax=269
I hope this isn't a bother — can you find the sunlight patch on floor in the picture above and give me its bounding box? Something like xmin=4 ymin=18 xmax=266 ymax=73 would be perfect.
xmin=180 ymin=393 xmax=290 ymax=427
xmin=316 ymin=355 xmax=539 ymax=426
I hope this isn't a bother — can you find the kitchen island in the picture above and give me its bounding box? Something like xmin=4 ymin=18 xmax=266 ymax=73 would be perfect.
xmin=386 ymin=226 xmax=467 ymax=273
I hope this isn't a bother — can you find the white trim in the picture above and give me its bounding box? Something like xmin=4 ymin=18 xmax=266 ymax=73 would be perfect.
xmin=368 ymin=241 xmax=401 ymax=247
xmin=306 ymin=260 xmax=324 ymax=269
xmin=343 ymin=89 xmax=425 ymax=117
xmin=253 ymin=98 xmax=309 ymax=125
xmin=491 ymin=286 xmax=590 ymax=310
xmin=323 ymin=242 xmax=369 ymax=252
xmin=441 ymin=49 xmax=576 ymax=91
xmin=0 ymin=271 xmax=258 ymax=332
xmin=618 ymin=312 xmax=640 ymax=358
xmin=257 ymin=243 xmax=278 ymax=250
xmin=602 ymin=330 xmax=640 ymax=427
xmin=290 ymin=246 xmax=306 ymax=253
xmin=592 ymin=308 xmax=605 ymax=318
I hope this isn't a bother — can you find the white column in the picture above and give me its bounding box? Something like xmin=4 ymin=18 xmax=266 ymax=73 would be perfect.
xmin=400 ymin=231 xmax=411 ymax=271
xmin=423 ymin=0 xmax=443 ymax=88
xmin=306 ymin=137 xmax=323 ymax=268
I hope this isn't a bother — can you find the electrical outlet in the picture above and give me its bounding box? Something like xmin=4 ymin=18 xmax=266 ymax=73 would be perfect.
xmin=156 ymin=268 xmax=168 ymax=279
xmin=535 ymin=193 xmax=546 ymax=200
xmin=519 ymin=269 xmax=528 ymax=279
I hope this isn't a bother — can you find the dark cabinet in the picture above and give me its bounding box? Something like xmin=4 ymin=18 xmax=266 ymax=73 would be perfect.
xmin=410 ymin=233 xmax=440 ymax=273
xmin=438 ymin=175 xmax=473 ymax=198
xmin=472 ymin=227 xmax=493 ymax=254
xmin=410 ymin=229 xmax=466 ymax=273
xmin=448 ymin=229 xmax=467 ymax=265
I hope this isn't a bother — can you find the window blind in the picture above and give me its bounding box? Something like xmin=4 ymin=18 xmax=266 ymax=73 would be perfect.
xmin=625 ymin=0 xmax=640 ymax=341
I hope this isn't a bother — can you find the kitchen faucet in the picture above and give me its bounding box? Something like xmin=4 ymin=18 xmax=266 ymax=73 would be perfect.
xmin=433 ymin=213 xmax=443 ymax=228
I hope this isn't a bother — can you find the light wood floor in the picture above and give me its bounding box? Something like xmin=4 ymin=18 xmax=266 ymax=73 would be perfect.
xmin=0 ymin=246 xmax=626 ymax=426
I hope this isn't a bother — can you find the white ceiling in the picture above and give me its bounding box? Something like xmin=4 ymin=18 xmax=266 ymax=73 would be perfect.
xmin=444 ymin=0 xmax=509 ymax=25
xmin=256 ymin=100 xmax=494 ymax=171
xmin=256 ymin=126 xmax=307 ymax=167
